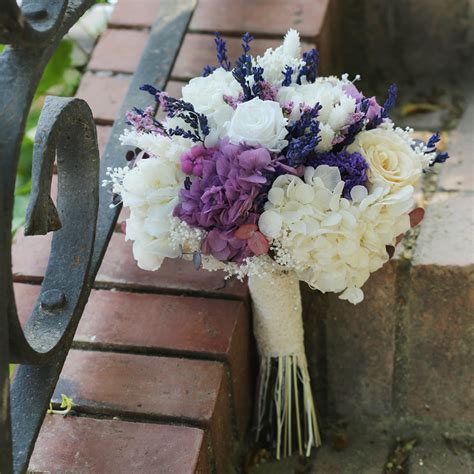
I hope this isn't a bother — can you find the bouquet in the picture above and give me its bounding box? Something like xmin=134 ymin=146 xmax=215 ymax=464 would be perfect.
xmin=105 ymin=29 xmax=448 ymax=459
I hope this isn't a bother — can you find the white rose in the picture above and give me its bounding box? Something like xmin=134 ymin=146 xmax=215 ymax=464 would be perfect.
xmin=226 ymin=98 xmax=288 ymax=151
xmin=182 ymin=68 xmax=241 ymax=138
xmin=347 ymin=128 xmax=422 ymax=189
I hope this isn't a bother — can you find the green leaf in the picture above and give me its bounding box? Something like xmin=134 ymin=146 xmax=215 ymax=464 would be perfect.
xmin=34 ymin=40 xmax=74 ymax=101
xmin=47 ymin=394 xmax=74 ymax=416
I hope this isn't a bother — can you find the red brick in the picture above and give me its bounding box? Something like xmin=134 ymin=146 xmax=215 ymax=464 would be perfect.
xmin=30 ymin=415 xmax=210 ymax=473
xmin=190 ymin=0 xmax=330 ymax=38
xmin=98 ymin=232 xmax=248 ymax=299
xmin=14 ymin=281 xmax=253 ymax=437
xmin=75 ymin=72 xmax=130 ymax=124
xmin=109 ymin=0 xmax=162 ymax=28
xmin=88 ymin=29 xmax=149 ymax=74
xmin=172 ymin=33 xmax=316 ymax=80
xmin=11 ymin=231 xmax=248 ymax=299
xmin=164 ymin=80 xmax=185 ymax=99
xmin=13 ymin=283 xmax=39 ymax=327
xmin=76 ymin=289 xmax=252 ymax=435
xmin=96 ymin=124 xmax=113 ymax=155
xmin=53 ymin=350 xmax=233 ymax=471
xmin=75 ymin=290 xmax=239 ymax=354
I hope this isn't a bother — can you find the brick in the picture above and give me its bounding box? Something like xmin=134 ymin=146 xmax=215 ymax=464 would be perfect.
xmin=75 ymin=289 xmax=252 ymax=434
xmin=75 ymin=72 xmax=130 ymax=124
xmin=88 ymin=29 xmax=149 ymax=74
xmin=54 ymin=350 xmax=233 ymax=471
xmin=96 ymin=124 xmax=112 ymax=154
xmin=164 ymin=80 xmax=185 ymax=99
xmin=13 ymin=284 xmax=253 ymax=436
xmin=30 ymin=415 xmax=210 ymax=473
xmin=190 ymin=0 xmax=330 ymax=38
xmin=404 ymin=264 xmax=474 ymax=423
xmin=412 ymin=193 xmax=474 ymax=267
xmin=109 ymin=0 xmax=162 ymax=28
xmin=438 ymin=95 xmax=474 ymax=192
xmin=13 ymin=283 xmax=39 ymax=327
xmin=305 ymin=261 xmax=399 ymax=420
xmin=97 ymin=232 xmax=248 ymax=299
xmin=172 ymin=33 xmax=316 ymax=80
xmin=12 ymin=230 xmax=248 ymax=300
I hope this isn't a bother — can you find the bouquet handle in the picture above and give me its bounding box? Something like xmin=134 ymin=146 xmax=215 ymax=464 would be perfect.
xmin=248 ymin=271 xmax=321 ymax=459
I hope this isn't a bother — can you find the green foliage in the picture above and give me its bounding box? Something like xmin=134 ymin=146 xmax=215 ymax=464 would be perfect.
xmin=13 ymin=39 xmax=78 ymax=234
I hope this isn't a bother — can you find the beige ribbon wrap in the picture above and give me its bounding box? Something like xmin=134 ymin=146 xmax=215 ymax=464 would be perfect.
xmin=248 ymin=270 xmax=321 ymax=459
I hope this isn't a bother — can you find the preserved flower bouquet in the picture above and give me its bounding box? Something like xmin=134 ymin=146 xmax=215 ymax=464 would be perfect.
xmin=105 ymin=30 xmax=448 ymax=459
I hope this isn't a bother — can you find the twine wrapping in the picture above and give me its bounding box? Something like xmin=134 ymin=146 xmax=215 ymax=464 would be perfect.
xmin=248 ymin=270 xmax=321 ymax=459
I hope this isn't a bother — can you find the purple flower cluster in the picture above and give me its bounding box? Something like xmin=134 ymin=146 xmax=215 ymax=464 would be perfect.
xmin=309 ymin=151 xmax=369 ymax=199
xmin=343 ymin=83 xmax=382 ymax=121
xmin=174 ymin=141 xmax=276 ymax=262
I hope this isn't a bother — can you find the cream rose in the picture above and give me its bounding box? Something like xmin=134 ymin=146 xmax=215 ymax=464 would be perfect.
xmin=226 ymin=98 xmax=288 ymax=151
xmin=347 ymin=128 xmax=421 ymax=189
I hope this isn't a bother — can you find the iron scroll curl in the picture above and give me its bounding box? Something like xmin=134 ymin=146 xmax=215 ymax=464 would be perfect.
xmin=8 ymin=96 xmax=99 ymax=364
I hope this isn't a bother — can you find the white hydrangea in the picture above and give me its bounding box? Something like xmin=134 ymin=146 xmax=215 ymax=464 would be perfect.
xmin=121 ymin=157 xmax=185 ymax=271
xmin=254 ymin=29 xmax=304 ymax=85
xmin=181 ymin=67 xmax=241 ymax=139
xmin=258 ymin=165 xmax=414 ymax=304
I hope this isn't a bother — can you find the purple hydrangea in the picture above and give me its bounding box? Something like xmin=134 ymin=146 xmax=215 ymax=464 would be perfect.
xmin=308 ymin=151 xmax=369 ymax=199
xmin=174 ymin=141 xmax=276 ymax=262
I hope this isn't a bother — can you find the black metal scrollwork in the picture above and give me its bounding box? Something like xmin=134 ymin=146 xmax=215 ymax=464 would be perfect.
xmin=0 ymin=0 xmax=196 ymax=471
xmin=9 ymin=97 xmax=99 ymax=365
xmin=0 ymin=2 xmax=98 ymax=472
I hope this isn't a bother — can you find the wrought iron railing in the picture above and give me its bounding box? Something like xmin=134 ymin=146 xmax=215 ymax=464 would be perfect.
xmin=0 ymin=1 xmax=195 ymax=472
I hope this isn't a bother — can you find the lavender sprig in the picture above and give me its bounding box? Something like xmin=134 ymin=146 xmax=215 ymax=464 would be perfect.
xmin=284 ymin=103 xmax=322 ymax=166
xmin=214 ymin=32 xmax=231 ymax=71
xmin=202 ymin=64 xmax=215 ymax=77
xmin=332 ymin=99 xmax=369 ymax=151
xmin=296 ymin=49 xmax=320 ymax=85
xmin=233 ymin=33 xmax=257 ymax=101
xmin=126 ymin=106 xmax=166 ymax=134
xmin=281 ymin=66 xmax=294 ymax=87
xmin=368 ymin=84 xmax=397 ymax=128
xmin=426 ymin=132 xmax=449 ymax=166
xmin=140 ymin=84 xmax=210 ymax=142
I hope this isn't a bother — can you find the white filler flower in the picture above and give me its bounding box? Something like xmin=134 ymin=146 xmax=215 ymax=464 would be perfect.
xmin=121 ymin=158 xmax=184 ymax=271
xmin=254 ymin=28 xmax=303 ymax=85
xmin=226 ymin=97 xmax=289 ymax=151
